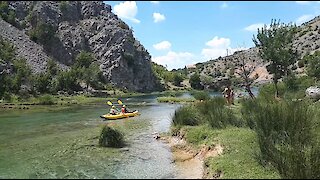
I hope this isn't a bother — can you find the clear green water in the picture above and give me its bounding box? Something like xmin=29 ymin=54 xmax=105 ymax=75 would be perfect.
xmin=0 ymin=96 xmax=181 ymax=179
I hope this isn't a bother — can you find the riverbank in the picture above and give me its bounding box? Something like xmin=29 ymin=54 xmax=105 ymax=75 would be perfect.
xmin=161 ymin=125 xmax=280 ymax=179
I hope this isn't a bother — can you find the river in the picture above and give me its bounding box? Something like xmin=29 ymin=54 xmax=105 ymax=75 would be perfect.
xmin=0 ymin=89 xmax=258 ymax=179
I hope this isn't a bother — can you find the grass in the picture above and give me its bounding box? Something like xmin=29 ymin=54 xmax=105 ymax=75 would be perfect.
xmin=180 ymin=125 xmax=280 ymax=179
xmin=99 ymin=125 xmax=125 ymax=148
xmin=157 ymin=96 xmax=195 ymax=103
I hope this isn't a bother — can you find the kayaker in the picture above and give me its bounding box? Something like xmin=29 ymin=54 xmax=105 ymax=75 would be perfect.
xmin=110 ymin=106 xmax=118 ymax=115
xmin=121 ymin=105 xmax=130 ymax=113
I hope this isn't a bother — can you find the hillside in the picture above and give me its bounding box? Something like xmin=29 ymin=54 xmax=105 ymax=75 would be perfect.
xmin=0 ymin=1 xmax=161 ymax=92
xmin=193 ymin=15 xmax=320 ymax=90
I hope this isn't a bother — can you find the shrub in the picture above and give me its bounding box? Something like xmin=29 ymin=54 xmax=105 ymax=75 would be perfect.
xmin=172 ymin=105 xmax=200 ymax=126
xmin=99 ymin=125 xmax=125 ymax=148
xmin=258 ymin=83 xmax=286 ymax=100
xmin=29 ymin=23 xmax=56 ymax=45
xmin=38 ymin=94 xmax=55 ymax=105
xmin=189 ymin=72 xmax=203 ymax=90
xmin=252 ymin=100 xmax=320 ymax=179
xmin=198 ymin=97 xmax=242 ymax=128
xmin=191 ymin=90 xmax=211 ymax=101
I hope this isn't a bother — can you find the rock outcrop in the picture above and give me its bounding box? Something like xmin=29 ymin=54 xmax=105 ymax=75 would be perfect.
xmin=0 ymin=1 xmax=161 ymax=92
xmin=306 ymin=86 xmax=320 ymax=100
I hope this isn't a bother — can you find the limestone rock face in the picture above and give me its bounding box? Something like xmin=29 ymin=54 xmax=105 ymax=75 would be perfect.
xmin=1 ymin=1 xmax=161 ymax=92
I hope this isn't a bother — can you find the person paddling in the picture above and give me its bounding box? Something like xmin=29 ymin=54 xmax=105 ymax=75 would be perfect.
xmin=110 ymin=106 xmax=118 ymax=115
xmin=121 ymin=104 xmax=133 ymax=113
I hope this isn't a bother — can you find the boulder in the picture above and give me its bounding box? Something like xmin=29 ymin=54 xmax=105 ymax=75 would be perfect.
xmin=306 ymin=86 xmax=320 ymax=100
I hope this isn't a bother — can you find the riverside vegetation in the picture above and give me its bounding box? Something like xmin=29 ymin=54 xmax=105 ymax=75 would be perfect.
xmin=164 ymin=19 xmax=320 ymax=179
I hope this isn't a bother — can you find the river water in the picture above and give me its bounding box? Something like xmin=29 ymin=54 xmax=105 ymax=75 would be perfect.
xmin=0 ymin=94 xmax=182 ymax=179
xmin=0 ymin=89 xmax=258 ymax=179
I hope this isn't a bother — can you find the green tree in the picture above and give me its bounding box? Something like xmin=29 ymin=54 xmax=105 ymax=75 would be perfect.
xmin=75 ymin=51 xmax=94 ymax=68
xmin=189 ymin=72 xmax=203 ymax=90
xmin=29 ymin=23 xmax=55 ymax=45
xmin=34 ymin=72 xmax=52 ymax=93
xmin=306 ymin=51 xmax=320 ymax=81
xmin=253 ymin=19 xmax=298 ymax=97
xmin=173 ymin=73 xmax=184 ymax=86
xmin=11 ymin=58 xmax=32 ymax=93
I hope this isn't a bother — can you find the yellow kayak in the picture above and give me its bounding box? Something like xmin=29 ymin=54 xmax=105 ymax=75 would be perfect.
xmin=100 ymin=110 xmax=139 ymax=120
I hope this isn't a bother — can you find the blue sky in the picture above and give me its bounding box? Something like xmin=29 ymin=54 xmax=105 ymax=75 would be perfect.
xmin=104 ymin=1 xmax=320 ymax=70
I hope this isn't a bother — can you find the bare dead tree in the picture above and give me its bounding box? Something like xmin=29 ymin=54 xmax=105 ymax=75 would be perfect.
xmin=234 ymin=51 xmax=258 ymax=99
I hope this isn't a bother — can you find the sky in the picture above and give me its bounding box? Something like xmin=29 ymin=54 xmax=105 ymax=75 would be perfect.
xmin=104 ymin=1 xmax=320 ymax=70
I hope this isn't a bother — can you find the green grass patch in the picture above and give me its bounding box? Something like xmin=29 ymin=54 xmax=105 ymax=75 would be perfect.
xmin=157 ymin=96 xmax=195 ymax=103
xmin=186 ymin=126 xmax=280 ymax=179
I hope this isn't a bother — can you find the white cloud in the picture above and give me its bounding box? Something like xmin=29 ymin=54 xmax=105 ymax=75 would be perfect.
xmin=152 ymin=51 xmax=195 ymax=70
xmin=296 ymin=14 xmax=315 ymax=25
xmin=201 ymin=36 xmax=249 ymax=60
xmin=205 ymin=36 xmax=231 ymax=48
xmin=153 ymin=41 xmax=171 ymax=51
xmin=114 ymin=1 xmax=140 ymax=23
xmin=296 ymin=1 xmax=311 ymax=4
xmin=150 ymin=1 xmax=159 ymax=4
xmin=244 ymin=23 xmax=265 ymax=32
xmin=220 ymin=2 xmax=228 ymax=9
xmin=153 ymin=12 xmax=165 ymax=23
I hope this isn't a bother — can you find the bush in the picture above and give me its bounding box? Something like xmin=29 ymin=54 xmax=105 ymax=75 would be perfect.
xmin=29 ymin=23 xmax=56 ymax=45
xmin=191 ymin=90 xmax=211 ymax=101
xmin=198 ymin=97 xmax=242 ymax=128
xmin=99 ymin=125 xmax=125 ymax=148
xmin=172 ymin=105 xmax=200 ymax=126
xmin=251 ymin=100 xmax=320 ymax=179
xmin=38 ymin=94 xmax=55 ymax=105
xmin=258 ymin=83 xmax=286 ymax=100
xmin=189 ymin=72 xmax=203 ymax=90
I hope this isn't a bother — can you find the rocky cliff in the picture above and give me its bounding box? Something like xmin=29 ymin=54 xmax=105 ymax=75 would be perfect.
xmin=0 ymin=1 xmax=161 ymax=92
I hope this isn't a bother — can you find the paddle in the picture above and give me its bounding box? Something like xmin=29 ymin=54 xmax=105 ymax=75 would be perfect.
xmin=118 ymin=99 xmax=136 ymax=113
xmin=117 ymin=99 xmax=123 ymax=105
xmin=106 ymin=101 xmax=120 ymax=112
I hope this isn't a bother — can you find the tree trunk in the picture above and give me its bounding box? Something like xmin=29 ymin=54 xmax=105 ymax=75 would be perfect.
xmin=245 ymin=85 xmax=255 ymax=99
xmin=274 ymin=81 xmax=279 ymax=98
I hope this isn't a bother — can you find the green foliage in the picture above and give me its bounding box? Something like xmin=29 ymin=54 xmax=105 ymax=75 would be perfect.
xmin=253 ymin=19 xmax=298 ymax=96
xmin=29 ymin=23 xmax=56 ymax=45
xmin=172 ymin=105 xmax=201 ymax=126
xmin=258 ymin=83 xmax=286 ymax=101
xmin=37 ymin=94 xmax=55 ymax=105
xmin=0 ymin=36 xmax=15 ymax=63
xmin=173 ymin=73 xmax=183 ymax=86
xmin=11 ymin=58 xmax=32 ymax=93
xmin=151 ymin=61 xmax=185 ymax=86
xmin=306 ymin=51 xmax=320 ymax=80
xmin=0 ymin=2 xmax=17 ymax=26
xmin=190 ymin=90 xmax=211 ymax=101
xmin=197 ymin=97 xmax=243 ymax=128
xmin=56 ymin=68 xmax=80 ymax=93
xmin=99 ymin=125 xmax=125 ymax=148
xmin=59 ymin=1 xmax=68 ymax=13
xmin=75 ymin=51 xmax=94 ymax=68
xmin=34 ymin=72 xmax=52 ymax=94
xmin=249 ymin=100 xmax=320 ymax=179
xmin=47 ymin=59 xmax=58 ymax=76
xmin=189 ymin=72 xmax=203 ymax=90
